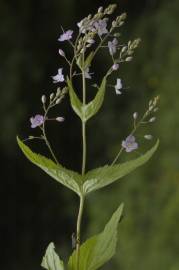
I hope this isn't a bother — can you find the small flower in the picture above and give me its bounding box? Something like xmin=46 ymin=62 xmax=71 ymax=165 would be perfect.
xmin=56 ymin=116 xmax=65 ymax=122
xmin=112 ymin=63 xmax=119 ymax=70
xmin=58 ymin=30 xmax=73 ymax=42
xmin=144 ymin=134 xmax=153 ymax=140
xmin=108 ymin=38 xmax=118 ymax=55
xmin=84 ymin=67 xmax=92 ymax=79
xmin=58 ymin=49 xmax=65 ymax=57
xmin=115 ymin=78 xmax=122 ymax=95
xmin=52 ymin=68 xmax=64 ymax=83
xmin=30 ymin=114 xmax=44 ymax=128
xmin=122 ymin=135 xmax=138 ymax=153
xmin=94 ymin=18 xmax=108 ymax=36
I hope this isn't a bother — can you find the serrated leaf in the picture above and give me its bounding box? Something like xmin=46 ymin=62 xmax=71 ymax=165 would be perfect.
xmin=17 ymin=137 xmax=82 ymax=196
xmin=84 ymin=51 xmax=94 ymax=69
xmin=68 ymin=203 xmax=124 ymax=270
xmin=83 ymin=140 xmax=159 ymax=194
xmin=67 ymin=78 xmax=83 ymax=120
xmin=41 ymin=242 xmax=64 ymax=270
xmin=67 ymin=77 xmax=106 ymax=122
xmin=84 ymin=77 xmax=106 ymax=121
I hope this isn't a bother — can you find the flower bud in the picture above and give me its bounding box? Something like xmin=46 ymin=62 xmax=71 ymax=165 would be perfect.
xmin=149 ymin=117 xmax=156 ymax=123
xmin=59 ymin=49 xmax=65 ymax=57
xmin=126 ymin=56 xmax=133 ymax=62
xmin=121 ymin=46 xmax=127 ymax=53
xmin=98 ymin=6 xmax=103 ymax=13
xmin=41 ymin=95 xmax=46 ymax=104
xmin=56 ymin=116 xmax=65 ymax=122
xmin=56 ymin=88 xmax=61 ymax=97
xmin=144 ymin=135 xmax=153 ymax=140
xmin=56 ymin=98 xmax=61 ymax=104
xmin=50 ymin=93 xmax=55 ymax=100
xmin=133 ymin=112 xmax=138 ymax=119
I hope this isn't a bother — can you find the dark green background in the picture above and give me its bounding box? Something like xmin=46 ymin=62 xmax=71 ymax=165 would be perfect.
xmin=1 ymin=0 xmax=179 ymax=269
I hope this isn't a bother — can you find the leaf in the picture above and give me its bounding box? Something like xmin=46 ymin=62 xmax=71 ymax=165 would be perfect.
xmin=83 ymin=140 xmax=159 ymax=194
xmin=84 ymin=51 xmax=94 ymax=69
xmin=67 ymin=77 xmax=106 ymax=122
xmin=68 ymin=204 xmax=124 ymax=270
xmin=17 ymin=137 xmax=82 ymax=196
xmin=67 ymin=78 xmax=83 ymax=120
xmin=41 ymin=242 xmax=64 ymax=270
xmin=84 ymin=77 xmax=106 ymax=121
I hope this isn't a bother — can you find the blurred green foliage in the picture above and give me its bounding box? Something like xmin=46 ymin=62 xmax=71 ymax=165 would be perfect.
xmin=0 ymin=0 xmax=179 ymax=270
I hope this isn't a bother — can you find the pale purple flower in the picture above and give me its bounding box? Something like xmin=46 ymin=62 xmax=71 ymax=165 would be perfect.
xmin=115 ymin=78 xmax=122 ymax=95
xmin=122 ymin=135 xmax=138 ymax=153
xmin=84 ymin=67 xmax=92 ymax=79
xmin=52 ymin=68 xmax=64 ymax=83
xmin=108 ymin=38 xmax=118 ymax=55
xmin=58 ymin=30 xmax=73 ymax=41
xmin=112 ymin=63 xmax=119 ymax=70
xmin=30 ymin=114 xmax=44 ymax=128
xmin=94 ymin=18 xmax=108 ymax=36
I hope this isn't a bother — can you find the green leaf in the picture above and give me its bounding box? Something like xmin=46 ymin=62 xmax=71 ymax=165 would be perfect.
xmin=84 ymin=77 xmax=106 ymax=121
xmin=41 ymin=242 xmax=64 ymax=270
xmin=83 ymin=140 xmax=159 ymax=194
xmin=68 ymin=203 xmax=124 ymax=270
xmin=17 ymin=137 xmax=82 ymax=196
xmin=84 ymin=51 xmax=94 ymax=69
xmin=67 ymin=77 xmax=106 ymax=122
xmin=67 ymin=78 xmax=83 ymax=120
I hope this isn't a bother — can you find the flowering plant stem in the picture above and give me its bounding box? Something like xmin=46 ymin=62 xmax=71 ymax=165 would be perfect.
xmin=76 ymin=53 xmax=87 ymax=270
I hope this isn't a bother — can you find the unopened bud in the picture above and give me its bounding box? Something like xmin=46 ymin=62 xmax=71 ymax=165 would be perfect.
xmin=41 ymin=95 xmax=46 ymax=104
xmin=125 ymin=57 xmax=133 ymax=62
xmin=50 ymin=93 xmax=55 ymax=100
xmin=56 ymin=88 xmax=61 ymax=97
xmin=56 ymin=98 xmax=61 ymax=104
xmin=56 ymin=116 xmax=65 ymax=122
xmin=133 ymin=112 xmax=138 ymax=119
xmin=98 ymin=6 xmax=103 ymax=13
xmin=121 ymin=46 xmax=127 ymax=53
xmin=154 ymin=107 xmax=158 ymax=112
xmin=144 ymin=135 xmax=153 ymax=140
xmin=149 ymin=117 xmax=156 ymax=123
xmin=62 ymin=87 xmax=68 ymax=94
xmin=59 ymin=49 xmax=65 ymax=57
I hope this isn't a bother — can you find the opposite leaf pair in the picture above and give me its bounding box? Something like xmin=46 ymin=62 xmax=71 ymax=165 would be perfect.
xmin=42 ymin=204 xmax=124 ymax=270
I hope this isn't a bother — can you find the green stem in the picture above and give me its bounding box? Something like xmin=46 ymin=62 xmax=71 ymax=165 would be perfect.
xmin=76 ymin=53 xmax=87 ymax=270
xmin=81 ymin=54 xmax=87 ymax=176
xmin=76 ymin=195 xmax=85 ymax=270
xmin=42 ymin=110 xmax=59 ymax=165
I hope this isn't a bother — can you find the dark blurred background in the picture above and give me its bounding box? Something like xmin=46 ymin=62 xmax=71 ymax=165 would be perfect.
xmin=1 ymin=0 xmax=179 ymax=269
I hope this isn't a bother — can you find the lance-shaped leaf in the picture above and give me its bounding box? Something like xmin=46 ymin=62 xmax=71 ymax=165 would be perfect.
xmin=17 ymin=137 xmax=82 ymax=196
xmin=67 ymin=78 xmax=83 ymax=120
xmin=67 ymin=77 xmax=106 ymax=122
xmin=83 ymin=140 xmax=159 ymax=194
xmin=84 ymin=77 xmax=106 ymax=121
xmin=68 ymin=203 xmax=124 ymax=270
xmin=84 ymin=51 xmax=94 ymax=69
xmin=41 ymin=242 xmax=64 ymax=270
